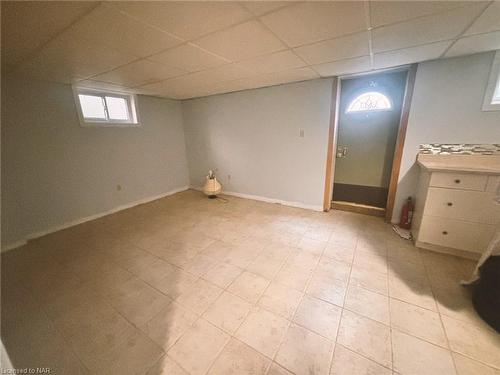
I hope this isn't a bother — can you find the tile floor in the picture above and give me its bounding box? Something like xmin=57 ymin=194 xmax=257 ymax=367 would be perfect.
xmin=2 ymin=190 xmax=499 ymax=375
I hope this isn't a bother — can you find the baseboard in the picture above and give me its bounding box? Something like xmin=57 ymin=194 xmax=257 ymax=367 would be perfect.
xmin=190 ymin=186 xmax=323 ymax=212
xmin=1 ymin=185 xmax=189 ymax=253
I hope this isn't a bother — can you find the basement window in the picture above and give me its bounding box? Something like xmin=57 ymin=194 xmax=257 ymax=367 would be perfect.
xmin=346 ymin=91 xmax=392 ymax=113
xmin=74 ymin=87 xmax=139 ymax=126
xmin=483 ymin=50 xmax=500 ymax=111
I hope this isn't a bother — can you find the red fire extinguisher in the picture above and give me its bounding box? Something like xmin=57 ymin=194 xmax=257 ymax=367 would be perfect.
xmin=399 ymin=196 xmax=414 ymax=229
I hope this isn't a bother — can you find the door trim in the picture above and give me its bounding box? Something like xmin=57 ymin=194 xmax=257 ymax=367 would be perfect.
xmin=323 ymin=77 xmax=340 ymax=211
xmin=385 ymin=64 xmax=417 ymax=221
xmin=322 ymin=64 xmax=418 ymax=220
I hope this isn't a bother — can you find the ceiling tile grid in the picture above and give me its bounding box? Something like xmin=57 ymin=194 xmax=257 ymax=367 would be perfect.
xmin=2 ymin=1 xmax=500 ymax=100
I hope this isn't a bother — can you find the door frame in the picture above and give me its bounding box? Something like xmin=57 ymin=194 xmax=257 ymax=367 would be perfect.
xmin=322 ymin=64 xmax=418 ymax=222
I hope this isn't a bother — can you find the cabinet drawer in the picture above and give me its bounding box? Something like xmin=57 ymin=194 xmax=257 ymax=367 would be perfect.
xmin=424 ymin=188 xmax=500 ymax=224
xmin=418 ymin=216 xmax=495 ymax=253
xmin=429 ymin=172 xmax=487 ymax=191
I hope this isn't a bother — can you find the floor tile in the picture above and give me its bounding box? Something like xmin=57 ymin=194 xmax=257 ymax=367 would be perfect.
xmin=227 ymin=271 xmax=270 ymax=303
xmin=153 ymin=268 xmax=199 ymax=299
xmin=344 ymin=284 xmax=389 ymax=324
xmin=392 ymin=329 xmax=456 ymax=375
xmin=349 ymin=266 xmax=388 ymax=295
xmin=275 ymin=324 xmax=334 ymax=375
xmin=324 ymin=242 xmax=355 ymax=264
xmin=267 ymin=363 xmax=294 ymax=375
xmin=388 ymin=274 xmax=437 ymax=311
xmin=274 ymin=263 xmax=312 ymax=291
xmin=140 ymin=302 xmax=198 ymax=351
xmin=452 ymin=352 xmax=500 ymax=375
xmin=330 ymin=344 xmax=392 ymax=375
xmin=337 ymin=310 xmax=392 ymax=368
xmin=258 ymin=282 xmax=303 ymax=319
xmin=306 ymin=273 xmax=348 ymax=307
xmin=202 ymin=262 xmax=243 ymax=288
xmin=168 ymin=319 xmax=229 ymax=375
xmin=207 ymin=338 xmax=270 ymax=375
xmin=293 ymin=294 xmax=342 ymax=340
xmin=442 ymin=315 xmax=500 ymax=368
xmin=203 ymin=292 xmax=252 ymax=334
xmin=236 ymin=307 xmax=289 ymax=358
xmin=246 ymin=254 xmax=284 ymax=279
xmin=390 ymin=298 xmax=448 ymax=348
xmin=175 ymin=279 xmax=223 ymax=315
xmin=146 ymin=355 xmax=189 ymax=375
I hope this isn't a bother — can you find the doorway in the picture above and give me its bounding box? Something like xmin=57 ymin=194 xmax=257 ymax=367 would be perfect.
xmin=331 ymin=70 xmax=408 ymax=217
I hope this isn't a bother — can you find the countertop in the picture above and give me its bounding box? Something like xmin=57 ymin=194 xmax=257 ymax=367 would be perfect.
xmin=417 ymin=154 xmax=500 ymax=175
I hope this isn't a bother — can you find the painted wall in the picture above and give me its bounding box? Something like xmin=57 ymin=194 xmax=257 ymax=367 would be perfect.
xmin=182 ymin=79 xmax=333 ymax=210
xmin=392 ymin=51 xmax=500 ymax=222
xmin=1 ymin=77 xmax=189 ymax=247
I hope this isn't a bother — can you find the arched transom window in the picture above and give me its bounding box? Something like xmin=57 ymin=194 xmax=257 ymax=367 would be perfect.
xmin=347 ymin=91 xmax=392 ymax=113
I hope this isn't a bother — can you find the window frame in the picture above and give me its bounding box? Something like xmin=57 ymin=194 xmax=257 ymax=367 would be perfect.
xmin=73 ymin=86 xmax=140 ymax=127
xmin=482 ymin=50 xmax=500 ymax=112
xmin=346 ymin=91 xmax=393 ymax=114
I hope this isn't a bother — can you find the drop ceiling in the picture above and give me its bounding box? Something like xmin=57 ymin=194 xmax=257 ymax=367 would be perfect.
xmin=2 ymin=1 xmax=500 ymax=100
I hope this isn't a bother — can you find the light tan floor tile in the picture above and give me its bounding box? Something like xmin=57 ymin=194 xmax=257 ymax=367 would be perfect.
xmin=202 ymin=262 xmax=243 ymax=288
xmin=330 ymin=344 xmax=392 ymax=375
xmin=175 ymin=278 xmax=223 ymax=315
xmin=307 ymin=274 xmax=348 ymax=307
xmin=246 ymin=254 xmax=284 ymax=280
xmin=129 ymin=258 xmax=178 ymax=286
xmin=140 ymin=302 xmax=198 ymax=351
xmin=324 ymin=242 xmax=355 ymax=264
xmin=154 ymin=268 xmax=199 ymax=299
xmin=207 ymin=338 xmax=270 ymax=375
xmin=108 ymin=278 xmax=172 ymax=327
xmin=168 ymin=319 xmax=229 ymax=375
xmin=337 ymin=310 xmax=392 ymax=368
xmin=275 ymin=324 xmax=334 ymax=375
xmin=203 ymin=292 xmax=252 ymax=334
xmin=298 ymin=236 xmax=328 ymax=254
xmin=293 ymin=295 xmax=342 ymax=340
xmin=258 ymin=282 xmax=303 ymax=319
xmin=452 ymin=352 xmax=500 ymax=375
xmin=442 ymin=315 xmax=500 ymax=368
xmin=275 ymin=263 xmax=313 ymax=291
xmin=345 ymin=285 xmax=389 ymax=325
xmin=285 ymin=251 xmax=320 ymax=271
xmin=392 ymin=329 xmax=456 ymax=375
xmin=227 ymin=271 xmax=270 ymax=303
xmin=267 ymin=363 xmax=294 ymax=375
xmin=349 ymin=266 xmax=388 ymax=295
xmin=390 ymin=298 xmax=448 ymax=348
xmin=185 ymin=254 xmax=219 ymax=277
xmin=236 ymin=307 xmax=289 ymax=358
xmin=315 ymin=257 xmax=352 ymax=282
xmin=353 ymin=252 xmax=388 ymax=275
xmin=146 ymin=355 xmax=189 ymax=375
xmin=388 ymin=274 xmax=437 ymax=311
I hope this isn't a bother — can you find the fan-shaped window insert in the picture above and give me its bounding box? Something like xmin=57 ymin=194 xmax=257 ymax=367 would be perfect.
xmin=347 ymin=92 xmax=392 ymax=113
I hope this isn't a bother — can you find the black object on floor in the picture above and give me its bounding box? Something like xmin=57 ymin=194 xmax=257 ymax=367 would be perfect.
xmin=472 ymin=255 xmax=500 ymax=333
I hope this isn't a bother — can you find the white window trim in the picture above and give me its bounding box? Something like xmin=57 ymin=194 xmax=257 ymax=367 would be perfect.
xmin=73 ymin=86 xmax=140 ymax=127
xmin=482 ymin=50 xmax=500 ymax=112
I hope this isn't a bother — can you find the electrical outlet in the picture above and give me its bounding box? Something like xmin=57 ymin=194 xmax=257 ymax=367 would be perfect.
xmin=299 ymin=129 xmax=305 ymax=137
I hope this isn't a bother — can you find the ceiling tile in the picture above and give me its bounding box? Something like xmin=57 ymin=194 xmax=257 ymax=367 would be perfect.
xmin=313 ymin=56 xmax=372 ymax=77
xmin=91 ymin=59 xmax=186 ymax=87
xmin=235 ymin=50 xmax=306 ymax=75
xmin=370 ymin=1 xmax=471 ymax=28
xmin=293 ymin=32 xmax=370 ymax=65
xmin=70 ymin=4 xmax=182 ymax=58
xmin=372 ymin=3 xmax=488 ymax=53
xmin=111 ymin=1 xmax=252 ymax=40
xmin=373 ymin=41 xmax=452 ymax=69
xmin=75 ymin=79 xmax=138 ymax=94
xmin=148 ymin=44 xmax=228 ymax=73
xmin=464 ymin=2 xmax=500 ymax=36
xmin=1 ymin=1 xmax=98 ymax=68
xmin=445 ymin=31 xmax=500 ymax=58
xmin=260 ymin=2 xmax=366 ymax=47
xmin=193 ymin=20 xmax=286 ymax=61
xmin=241 ymin=1 xmax=291 ymax=16
xmin=13 ymin=29 xmax=138 ymax=84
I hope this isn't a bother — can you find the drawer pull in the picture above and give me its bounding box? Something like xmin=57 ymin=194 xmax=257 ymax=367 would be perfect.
xmin=454 ymin=179 xmax=461 ymax=184
xmin=442 ymin=231 xmax=448 ymax=235
xmin=447 ymin=202 xmax=453 ymax=206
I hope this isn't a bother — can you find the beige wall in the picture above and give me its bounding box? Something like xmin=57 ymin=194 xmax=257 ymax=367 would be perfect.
xmin=1 ymin=77 xmax=189 ymax=247
xmin=392 ymin=51 xmax=500 ymax=222
xmin=183 ymin=79 xmax=334 ymax=210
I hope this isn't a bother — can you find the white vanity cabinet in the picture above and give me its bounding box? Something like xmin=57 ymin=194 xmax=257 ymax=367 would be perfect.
xmin=413 ymin=155 xmax=500 ymax=259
